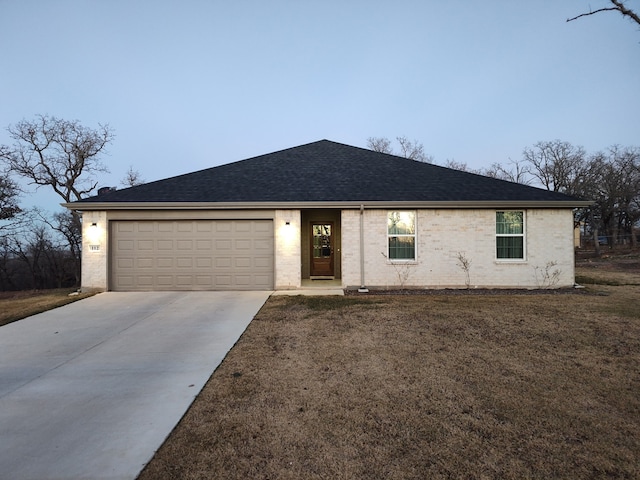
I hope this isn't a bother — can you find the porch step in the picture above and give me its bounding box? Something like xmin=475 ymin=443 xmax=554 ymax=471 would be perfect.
xmin=272 ymin=289 xmax=344 ymax=296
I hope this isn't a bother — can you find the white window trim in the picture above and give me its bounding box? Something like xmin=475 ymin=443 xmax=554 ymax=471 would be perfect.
xmin=495 ymin=210 xmax=527 ymax=262
xmin=387 ymin=211 xmax=417 ymax=263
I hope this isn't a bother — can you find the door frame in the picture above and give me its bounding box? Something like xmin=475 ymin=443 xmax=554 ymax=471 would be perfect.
xmin=300 ymin=209 xmax=341 ymax=281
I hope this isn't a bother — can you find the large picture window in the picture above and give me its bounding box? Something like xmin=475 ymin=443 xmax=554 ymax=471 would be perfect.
xmin=388 ymin=211 xmax=416 ymax=260
xmin=496 ymin=211 xmax=525 ymax=259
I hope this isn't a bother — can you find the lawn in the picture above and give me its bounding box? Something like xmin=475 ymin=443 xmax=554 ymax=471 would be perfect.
xmin=138 ymin=256 xmax=640 ymax=479
xmin=0 ymin=289 xmax=94 ymax=327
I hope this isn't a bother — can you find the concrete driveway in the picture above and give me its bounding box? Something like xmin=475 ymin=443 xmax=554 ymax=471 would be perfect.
xmin=0 ymin=291 xmax=271 ymax=480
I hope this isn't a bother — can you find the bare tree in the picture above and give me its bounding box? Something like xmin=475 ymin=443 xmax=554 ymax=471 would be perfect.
xmin=366 ymin=137 xmax=393 ymax=154
xmin=576 ymin=146 xmax=640 ymax=251
xmin=603 ymin=145 xmax=640 ymax=247
xmin=121 ymin=166 xmax=145 ymax=187
xmin=0 ymin=115 xmax=114 ymax=288
xmin=0 ymin=174 xmax=21 ymax=220
xmin=366 ymin=136 xmax=433 ymax=162
xmin=396 ymin=136 xmax=432 ymax=163
xmin=7 ymin=224 xmax=52 ymax=289
xmin=0 ymin=209 xmax=78 ymax=290
xmin=0 ymin=237 xmax=18 ymax=290
xmin=37 ymin=209 xmax=82 ymax=285
xmin=0 ymin=115 xmax=114 ymax=204
xmin=442 ymin=159 xmax=471 ymax=172
xmin=442 ymin=159 xmax=499 ymax=175
xmin=481 ymin=159 xmax=532 ymax=184
xmin=567 ymin=0 xmax=640 ymax=26
xmin=522 ymin=140 xmax=587 ymax=194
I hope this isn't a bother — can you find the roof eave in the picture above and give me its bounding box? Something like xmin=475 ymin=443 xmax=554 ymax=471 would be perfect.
xmin=63 ymin=199 xmax=593 ymax=211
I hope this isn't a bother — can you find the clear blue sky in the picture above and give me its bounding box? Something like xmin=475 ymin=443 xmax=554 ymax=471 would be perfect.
xmin=1 ymin=1 xmax=638 ymax=210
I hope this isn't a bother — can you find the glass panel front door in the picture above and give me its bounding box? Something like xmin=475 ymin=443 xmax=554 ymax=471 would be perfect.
xmin=311 ymin=223 xmax=334 ymax=276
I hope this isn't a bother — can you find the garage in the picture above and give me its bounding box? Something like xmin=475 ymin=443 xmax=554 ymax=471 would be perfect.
xmin=110 ymin=220 xmax=274 ymax=291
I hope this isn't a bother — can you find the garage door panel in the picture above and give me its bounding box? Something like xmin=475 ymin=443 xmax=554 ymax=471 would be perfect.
xmin=138 ymin=240 xmax=154 ymax=251
xmin=235 ymin=257 xmax=251 ymax=268
xmin=216 ymin=239 xmax=232 ymax=250
xmin=157 ymin=240 xmax=173 ymax=250
xmin=176 ymin=275 xmax=193 ymax=286
xmin=196 ymin=257 xmax=212 ymax=268
xmin=254 ymin=256 xmax=272 ymax=268
xmin=235 ymin=239 xmax=251 ymax=250
xmin=254 ymin=223 xmax=271 ymax=233
xmin=111 ymin=220 xmax=273 ymax=291
xmin=254 ymin=239 xmax=272 ymax=250
xmin=157 ymin=258 xmax=173 ymax=268
xmin=137 ymin=258 xmax=154 ymax=268
xmin=215 ymin=275 xmax=232 ymax=286
xmin=117 ymin=223 xmax=135 ymax=233
xmin=235 ymin=276 xmax=252 ymax=286
xmin=138 ymin=276 xmax=155 ymax=287
xmin=196 ymin=275 xmax=212 ymax=285
xmin=215 ymin=257 xmax=232 ymax=268
xmin=177 ymin=257 xmax=192 ymax=268
xmin=118 ymin=240 xmax=134 ymax=251
xmin=117 ymin=258 xmax=134 ymax=268
xmin=177 ymin=240 xmax=193 ymax=250
xmin=196 ymin=240 xmax=212 ymax=250
xmin=254 ymin=274 xmax=271 ymax=285
xmin=216 ymin=222 xmax=232 ymax=233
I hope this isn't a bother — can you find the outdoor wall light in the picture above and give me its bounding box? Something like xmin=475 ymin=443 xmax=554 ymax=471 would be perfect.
xmin=280 ymin=219 xmax=296 ymax=246
xmin=87 ymin=222 xmax=102 ymax=247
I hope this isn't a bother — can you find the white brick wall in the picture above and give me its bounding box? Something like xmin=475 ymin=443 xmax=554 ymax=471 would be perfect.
xmin=81 ymin=211 xmax=109 ymax=292
xmin=274 ymin=209 xmax=301 ymax=289
xmin=342 ymin=208 xmax=575 ymax=289
xmin=81 ymin=207 xmax=576 ymax=291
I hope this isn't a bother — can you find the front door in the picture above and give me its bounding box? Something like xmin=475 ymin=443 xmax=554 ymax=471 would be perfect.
xmin=311 ymin=222 xmax=334 ymax=277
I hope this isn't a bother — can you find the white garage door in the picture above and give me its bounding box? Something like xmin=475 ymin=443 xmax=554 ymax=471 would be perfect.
xmin=110 ymin=220 xmax=273 ymax=291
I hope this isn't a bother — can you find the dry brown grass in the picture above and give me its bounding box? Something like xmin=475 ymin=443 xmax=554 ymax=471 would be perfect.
xmin=0 ymin=289 xmax=94 ymax=327
xmin=139 ymin=265 xmax=640 ymax=479
xmin=576 ymin=250 xmax=640 ymax=286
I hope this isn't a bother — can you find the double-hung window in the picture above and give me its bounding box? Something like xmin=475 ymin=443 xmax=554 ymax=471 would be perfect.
xmin=496 ymin=211 xmax=525 ymax=260
xmin=388 ymin=211 xmax=416 ymax=261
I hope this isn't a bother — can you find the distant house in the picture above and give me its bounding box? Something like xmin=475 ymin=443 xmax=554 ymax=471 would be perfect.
xmin=65 ymin=140 xmax=590 ymax=292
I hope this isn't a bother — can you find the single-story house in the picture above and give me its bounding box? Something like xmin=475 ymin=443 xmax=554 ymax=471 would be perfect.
xmin=65 ymin=140 xmax=591 ymax=292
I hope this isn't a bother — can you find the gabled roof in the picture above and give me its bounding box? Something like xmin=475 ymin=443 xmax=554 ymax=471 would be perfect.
xmin=68 ymin=140 xmax=590 ymax=209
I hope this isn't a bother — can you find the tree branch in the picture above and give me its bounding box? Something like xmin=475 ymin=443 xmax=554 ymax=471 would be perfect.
xmin=611 ymin=0 xmax=640 ymax=24
xmin=567 ymin=0 xmax=640 ymax=26
xmin=567 ymin=7 xmax=618 ymax=22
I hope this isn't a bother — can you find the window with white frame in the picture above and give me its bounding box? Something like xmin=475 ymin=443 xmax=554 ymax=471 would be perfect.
xmin=388 ymin=211 xmax=416 ymax=260
xmin=496 ymin=211 xmax=525 ymax=259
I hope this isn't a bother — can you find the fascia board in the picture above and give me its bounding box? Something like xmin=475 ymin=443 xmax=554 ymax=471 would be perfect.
xmin=63 ymin=199 xmax=593 ymax=211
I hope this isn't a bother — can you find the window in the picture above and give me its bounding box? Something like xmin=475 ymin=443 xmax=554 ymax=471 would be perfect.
xmin=388 ymin=211 xmax=416 ymax=260
xmin=496 ymin=211 xmax=524 ymax=259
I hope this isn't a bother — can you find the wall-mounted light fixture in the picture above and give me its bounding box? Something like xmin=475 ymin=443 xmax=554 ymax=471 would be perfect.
xmin=285 ymin=221 xmax=291 ymax=226
xmin=87 ymin=222 xmax=101 ymax=247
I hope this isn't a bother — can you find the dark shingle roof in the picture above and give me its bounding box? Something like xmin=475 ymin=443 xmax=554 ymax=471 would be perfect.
xmin=73 ymin=140 xmax=587 ymax=206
